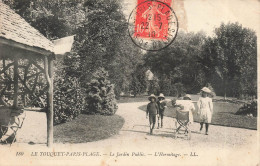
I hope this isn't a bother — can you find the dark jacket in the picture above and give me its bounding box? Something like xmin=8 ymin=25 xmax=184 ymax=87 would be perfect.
xmin=147 ymin=102 xmax=159 ymax=115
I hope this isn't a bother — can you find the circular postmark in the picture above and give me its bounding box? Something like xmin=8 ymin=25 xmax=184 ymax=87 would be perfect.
xmin=128 ymin=0 xmax=178 ymax=51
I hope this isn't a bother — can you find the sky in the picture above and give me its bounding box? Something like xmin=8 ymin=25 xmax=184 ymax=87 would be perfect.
xmin=122 ymin=0 xmax=260 ymax=36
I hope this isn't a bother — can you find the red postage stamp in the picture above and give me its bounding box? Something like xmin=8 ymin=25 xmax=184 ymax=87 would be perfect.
xmin=135 ymin=0 xmax=172 ymax=40
xmin=128 ymin=0 xmax=178 ymax=51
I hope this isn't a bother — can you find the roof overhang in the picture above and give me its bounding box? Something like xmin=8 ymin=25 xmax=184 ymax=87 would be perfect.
xmin=0 ymin=37 xmax=54 ymax=60
xmin=0 ymin=37 xmax=53 ymax=55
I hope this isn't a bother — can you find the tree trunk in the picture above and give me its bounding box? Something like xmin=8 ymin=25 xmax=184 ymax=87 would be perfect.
xmin=224 ymin=79 xmax=227 ymax=100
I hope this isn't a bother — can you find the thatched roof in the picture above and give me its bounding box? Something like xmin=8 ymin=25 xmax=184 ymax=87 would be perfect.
xmin=0 ymin=2 xmax=54 ymax=53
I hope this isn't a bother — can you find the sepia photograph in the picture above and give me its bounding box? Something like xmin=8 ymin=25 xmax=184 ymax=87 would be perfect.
xmin=0 ymin=0 xmax=259 ymax=165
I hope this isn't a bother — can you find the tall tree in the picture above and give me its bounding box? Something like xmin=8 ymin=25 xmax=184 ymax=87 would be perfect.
xmin=4 ymin=0 xmax=85 ymax=39
xmin=213 ymin=22 xmax=257 ymax=98
xmin=129 ymin=65 xmax=148 ymax=97
xmin=70 ymin=0 xmax=144 ymax=97
xmin=76 ymin=0 xmax=127 ymax=75
xmin=144 ymin=31 xmax=207 ymax=94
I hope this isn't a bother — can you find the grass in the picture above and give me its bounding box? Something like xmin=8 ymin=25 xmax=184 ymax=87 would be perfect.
xmin=117 ymin=94 xmax=236 ymax=103
xmin=136 ymin=95 xmax=257 ymax=130
xmin=117 ymin=95 xmax=177 ymax=103
xmin=117 ymin=95 xmax=151 ymax=103
xmin=54 ymin=114 xmax=125 ymax=143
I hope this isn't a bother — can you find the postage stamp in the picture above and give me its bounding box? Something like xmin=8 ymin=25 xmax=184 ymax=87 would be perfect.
xmin=128 ymin=0 xmax=178 ymax=51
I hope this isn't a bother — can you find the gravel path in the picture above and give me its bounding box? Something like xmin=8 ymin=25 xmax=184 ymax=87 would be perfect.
xmin=0 ymin=102 xmax=259 ymax=166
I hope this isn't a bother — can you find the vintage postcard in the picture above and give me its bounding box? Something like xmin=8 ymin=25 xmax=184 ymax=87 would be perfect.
xmin=0 ymin=0 xmax=259 ymax=165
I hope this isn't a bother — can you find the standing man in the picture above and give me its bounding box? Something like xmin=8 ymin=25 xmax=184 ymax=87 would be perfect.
xmin=157 ymin=93 xmax=167 ymax=128
xmin=146 ymin=94 xmax=159 ymax=135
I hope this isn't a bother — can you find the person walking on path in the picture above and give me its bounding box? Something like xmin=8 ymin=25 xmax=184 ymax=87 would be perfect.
xmin=157 ymin=93 xmax=167 ymax=128
xmin=197 ymin=87 xmax=214 ymax=135
xmin=146 ymin=94 xmax=159 ymax=135
xmin=175 ymin=94 xmax=195 ymax=124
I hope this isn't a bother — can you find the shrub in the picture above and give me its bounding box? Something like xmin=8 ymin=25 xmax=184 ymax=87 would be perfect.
xmin=235 ymin=100 xmax=257 ymax=117
xmin=53 ymin=72 xmax=85 ymax=125
xmin=83 ymin=68 xmax=118 ymax=115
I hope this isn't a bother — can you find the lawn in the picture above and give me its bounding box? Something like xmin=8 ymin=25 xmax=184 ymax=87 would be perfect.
xmin=54 ymin=114 xmax=125 ymax=143
xmin=117 ymin=94 xmax=236 ymax=103
xmin=137 ymin=95 xmax=257 ymax=130
xmin=117 ymin=95 xmax=151 ymax=103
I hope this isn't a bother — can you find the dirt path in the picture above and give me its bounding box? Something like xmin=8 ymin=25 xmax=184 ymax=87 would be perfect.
xmin=85 ymin=102 xmax=257 ymax=147
xmin=0 ymin=102 xmax=259 ymax=166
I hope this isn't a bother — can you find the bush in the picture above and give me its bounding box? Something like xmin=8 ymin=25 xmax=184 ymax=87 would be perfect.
xmin=53 ymin=72 xmax=85 ymax=125
xmin=83 ymin=68 xmax=118 ymax=115
xmin=235 ymin=100 xmax=257 ymax=117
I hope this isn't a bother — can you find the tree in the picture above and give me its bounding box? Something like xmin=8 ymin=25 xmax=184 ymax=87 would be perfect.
xmin=75 ymin=0 xmax=127 ymax=77
xmin=158 ymin=74 xmax=172 ymax=96
xmin=83 ymin=68 xmax=118 ymax=115
xmin=143 ymin=31 xmax=207 ymax=94
xmin=106 ymin=33 xmax=144 ymax=98
xmin=174 ymin=82 xmax=185 ymax=97
xmin=213 ymin=22 xmax=257 ymax=98
xmin=3 ymin=0 xmax=85 ymax=40
xmin=64 ymin=0 xmax=144 ymax=98
xmin=148 ymin=76 xmax=160 ymax=96
xmin=129 ymin=74 xmax=141 ymax=97
xmin=129 ymin=65 xmax=147 ymax=97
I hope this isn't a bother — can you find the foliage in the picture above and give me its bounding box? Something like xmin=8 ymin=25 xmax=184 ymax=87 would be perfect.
xmin=83 ymin=68 xmax=118 ymax=115
xmin=4 ymin=0 xmax=144 ymax=100
xmin=130 ymin=74 xmax=142 ymax=97
xmin=129 ymin=65 xmax=147 ymax=97
xmin=3 ymin=0 xmax=85 ymax=39
xmin=53 ymin=61 xmax=85 ymax=125
xmin=62 ymin=0 xmax=144 ymax=98
xmin=147 ymin=77 xmax=160 ymax=96
xmin=73 ymin=0 xmax=129 ymax=78
xmin=144 ymin=23 xmax=257 ymax=98
xmin=158 ymin=74 xmax=172 ymax=96
xmin=235 ymin=101 xmax=257 ymax=117
xmin=3 ymin=1 xmax=257 ymax=101
xmin=144 ymin=31 xmax=207 ymax=94
xmin=212 ymin=22 xmax=257 ymax=97
xmin=173 ymin=82 xmax=185 ymax=97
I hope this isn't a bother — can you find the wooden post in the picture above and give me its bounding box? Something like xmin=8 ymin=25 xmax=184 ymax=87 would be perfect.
xmin=48 ymin=56 xmax=54 ymax=147
xmin=44 ymin=56 xmax=54 ymax=147
xmin=23 ymin=64 xmax=29 ymax=106
xmin=13 ymin=57 xmax=19 ymax=109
